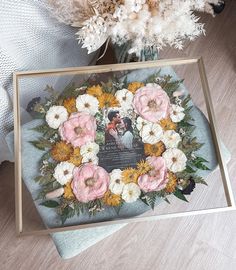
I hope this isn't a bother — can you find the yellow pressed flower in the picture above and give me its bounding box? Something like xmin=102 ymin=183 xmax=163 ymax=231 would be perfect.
xmin=103 ymin=191 xmax=121 ymax=206
xmin=69 ymin=147 xmax=82 ymax=166
xmin=87 ymin=85 xmax=103 ymax=98
xmin=137 ymin=160 xmax=152 ymax=175
xmin=122 ymin=168 xmax=139 ymax=184
xmin=144 ymin=141 xmax=165 ymax=157
xmin=159 ymin=118 xmax=177 ymax=131
xmin=98 ymin=92 xmax=119 ymax=108
xmin=165 ymin=171 xmax=177 ymax=193
xmin=51 ymin=141 xmax=73 ymax=161
xmin=63 ymin=181 xmax=75 ymax=200
xmin=128 ymin=81 xmax=144 ymax=94
xmin=63 ymin=97 xmax=77 ymax=114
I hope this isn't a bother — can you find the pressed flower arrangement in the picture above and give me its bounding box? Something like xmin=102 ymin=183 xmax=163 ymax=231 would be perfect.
xmin=31 ymin=71 xmax=210 ymax=224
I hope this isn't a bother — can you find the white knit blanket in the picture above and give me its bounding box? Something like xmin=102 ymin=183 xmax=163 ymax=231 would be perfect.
xmin=0 ymin=0 xmax=98 ymax=163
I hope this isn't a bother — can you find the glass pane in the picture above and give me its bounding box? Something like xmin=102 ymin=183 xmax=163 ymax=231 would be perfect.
xmin=14 ymin=59 xmax=233 ymax=234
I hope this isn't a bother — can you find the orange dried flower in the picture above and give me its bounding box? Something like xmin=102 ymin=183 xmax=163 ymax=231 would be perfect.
xmin=63 ymin=181 xmax=75 ymax=200
xmin=51 ymin=141 xmax=73 ymax=161
xmin=144 ymin=141 xmax=165 ymax=157
xmin=165 ymin=171 xmax=177 ymax=193
xmin=128 ymin=81 xmax=144 ymax=94
xmin=69 ymin=147 xmax=82 ymax=166
xmin=98 ymin=92 xmax=119 ymax=108
xmin=87 ymin=85 xmax=103 ymax=98
xmin=159 ymin=118 xmax=177 ymax=131
xmin=122 ymin=168 xmax=139 ymax=184
xmin=103 ymin=191 xmax=121 ymax=206
xmin=137 ymin=160 xmax=152 ymax=175
xmin=63 ymin=97 xmax=77 ymax=114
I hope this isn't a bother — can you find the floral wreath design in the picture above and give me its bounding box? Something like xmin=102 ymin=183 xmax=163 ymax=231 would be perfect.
xmin=31 ymin=72 xmax=209 ymax=223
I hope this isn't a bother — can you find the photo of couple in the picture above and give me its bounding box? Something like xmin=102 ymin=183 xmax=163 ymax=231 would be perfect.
xmin=98 ymin=110 xmax=144 ymax=172
xmin=105 ymin=110 xmax=133 ymax=150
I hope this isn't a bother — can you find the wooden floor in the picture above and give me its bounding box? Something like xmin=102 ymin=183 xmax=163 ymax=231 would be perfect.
xmin=1 ymin=1 xmax=236 ymax=269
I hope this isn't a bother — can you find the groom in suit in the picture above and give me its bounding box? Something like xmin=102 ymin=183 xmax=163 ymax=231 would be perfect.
xmin=105 ymin=110 xmax=123 ymax=149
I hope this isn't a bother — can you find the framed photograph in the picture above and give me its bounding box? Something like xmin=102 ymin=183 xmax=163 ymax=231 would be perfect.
xmin=13 ymin=57 xmax=235 ymax=235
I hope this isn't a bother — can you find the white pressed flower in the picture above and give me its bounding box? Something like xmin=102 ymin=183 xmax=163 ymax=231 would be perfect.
xmin=136 ymin=116 xmax=150 ymax=131
xmin=146 ymin=83 xmax=159 ymax=88
xmin=170 ymin=104 xmax=185 ymax=123
xmin=82 ymin=153 xmax=99 ymax=165
xmin=53 ymin=162 xmax=75 ymax=185
xmin=115 ymin=89 xmax=134 ymax=109
xmin=162 ymin=130 xmax=181 ymax=149
xmin=76 ymin=94 xmax=99 ymax=115
xmin=45 ymin=106 xmax=68 ymax=129
xmin=122 ymin=183 xmax=141 ymax=203
xmin=109 ymin=169 xmax=125 ymax=195
xmin=80 ymin=142 xmax=99 ymax=157
xmin=141 ymin=123 xmax=163 ymax=144
xmin=162 ymin=148 xmax=187 ymax=173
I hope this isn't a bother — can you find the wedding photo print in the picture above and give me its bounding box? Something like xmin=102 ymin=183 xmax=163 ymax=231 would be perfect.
xmin=98 ymin=109 xmax=145 ymax=172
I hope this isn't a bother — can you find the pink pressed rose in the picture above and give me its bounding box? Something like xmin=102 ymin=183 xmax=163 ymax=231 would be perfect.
xmin=133 ymin=85 xmax=171 ymax=122
xmin=59 ymin=112 xmax=97 ymax=147
xmin=71 ymin=163 xmax=109 ymax=203
xmin=138 ymin=156 xmax=168 ymax=192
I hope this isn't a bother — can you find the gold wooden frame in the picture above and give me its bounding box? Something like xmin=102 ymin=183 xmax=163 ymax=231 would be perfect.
xmin=13 ymin=57 xmax=235 ymax=236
